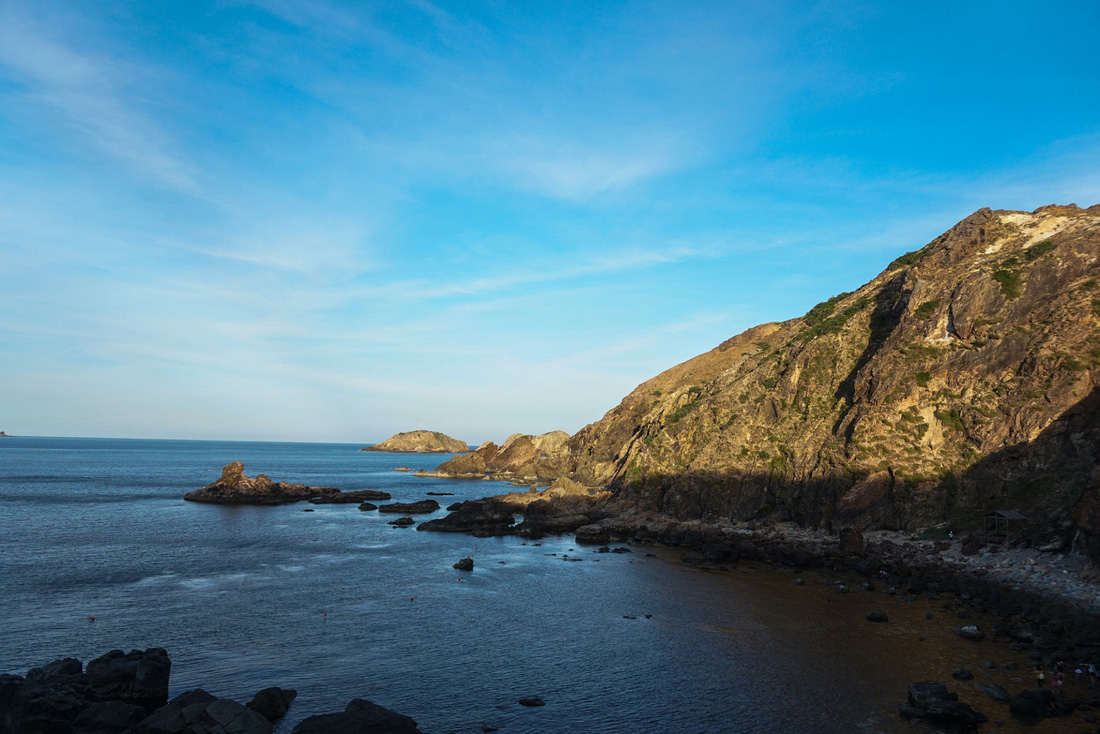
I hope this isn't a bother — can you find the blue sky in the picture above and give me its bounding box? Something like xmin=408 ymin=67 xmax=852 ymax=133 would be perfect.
xmin=1 ymin=0 xmax=1098 ymax=444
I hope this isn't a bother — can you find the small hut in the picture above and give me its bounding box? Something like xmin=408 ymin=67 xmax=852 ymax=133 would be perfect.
xmin=983 ymin=510 xmax=1027 ymax=540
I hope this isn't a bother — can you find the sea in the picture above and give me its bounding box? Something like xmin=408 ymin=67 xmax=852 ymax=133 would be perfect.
xmin=0 ymin=437 xmax=1055 ymax=733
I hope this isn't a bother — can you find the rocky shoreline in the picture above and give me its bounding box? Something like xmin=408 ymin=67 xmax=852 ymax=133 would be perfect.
xmin=0 ymin=648 xmax=422 ymax=734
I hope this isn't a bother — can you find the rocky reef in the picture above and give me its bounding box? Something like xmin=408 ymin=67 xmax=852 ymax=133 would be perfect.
xmin=418 ymin=430 xmax=570 ymax=482
xmin=0 ymin=648 xmax=420 ymax=734
xmin=361 ymin=430 xmax=468 ymax=453
xmin=183 ymin=462 xmax=354 ymax=505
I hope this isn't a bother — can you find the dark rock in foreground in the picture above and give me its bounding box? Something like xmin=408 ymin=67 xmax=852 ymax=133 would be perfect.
xmin=898 ymin=681 xmax=987 ymax=730
xmin=247 ymin=686 xmax=297 ymax=722
xmin=2 ymin=650 xmax=420 ymax=734
xmin=454 ymin=557 xmax=474 ymax=571
xmin=378 ymin=499 xmax=440 ymax=514
xmin=0 ymin=648 xmax=172 ymax=734
xmin=310 ymin=489 xmax=392 ymax=504
xmin=865 ymin=611 xmax=888 ymax=623
xmin=184 ymin=462 xmax=340 ymax=505
xmin=291 ymin=698 xmax=421 ymax=734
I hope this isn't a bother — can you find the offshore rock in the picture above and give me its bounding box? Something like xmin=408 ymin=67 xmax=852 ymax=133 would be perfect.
xmin=361 ymin=431 xmax=468 ymax=453
xmin=290 ymin=698 xmax=421 ymax=734
xmin=184 ymin=462 xmax=340 ymax=505
xmin=135 ymin=690 xmax=271 ymax=734
xmin=309 ymin=489 xmax=391 ymax=504
xmin=377 ymin=499 xmax=440 ymax=514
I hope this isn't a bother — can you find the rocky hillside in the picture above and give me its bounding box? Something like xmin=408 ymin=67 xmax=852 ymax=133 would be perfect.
xmin=422 ymin=431 xmax=570 ymax=481
xmin=559 ymin=205 xmax=1100 ymax=551
xmin=361 ymin=430 xmax=469 ymax=453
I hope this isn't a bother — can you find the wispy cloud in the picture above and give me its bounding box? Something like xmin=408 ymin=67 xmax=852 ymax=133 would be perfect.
xmin=0 ymin=3 xmax=197 ymax=192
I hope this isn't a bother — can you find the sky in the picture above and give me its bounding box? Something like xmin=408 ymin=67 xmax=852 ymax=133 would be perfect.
xmin=1 ymin=0 xmax=1098 ymax=444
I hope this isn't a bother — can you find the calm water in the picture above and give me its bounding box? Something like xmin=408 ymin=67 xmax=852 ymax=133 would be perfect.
xmin=0 ymin=437 xmax=1057 ymax=733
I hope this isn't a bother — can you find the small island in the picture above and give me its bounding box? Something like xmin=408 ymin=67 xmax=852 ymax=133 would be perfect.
xmin=0 ymin=431 xmax=11 ymax=437
xmin=360 ymin=430 xmax=468 ymax=454
xmin=184 ymin=462 xmax=336 ymax=505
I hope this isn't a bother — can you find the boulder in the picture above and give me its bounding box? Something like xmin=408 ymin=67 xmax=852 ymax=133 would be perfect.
xmin=85 ymin=648 xmax=171 ymax=709
xmin=973 ymin=682 xmax=1011 ymax=703
xmin=246 ymin=687 xmax=297 ymax=722
xmin=575 ymin=524 xmax=610 ymax=544
xmin=290 ymin=698 xmax=420 ymax=734
xmin=865 ymin=611 xmax=889 ymax=623
xmin=135 ymin=690 xmax=271 ymax=734
xmin=358 ymin=502 xmax=378 ymax=511
xmin=388 ymin=517 xmax=415 ymax=527
xmin=838 ymin=527 xmax=864 ymax=556
xmin=957 ymin=625 xmax=984 ymax=641
xmin=453 ymin=557 xmax=474 ymax=571
xmin=900 ymin=681 xmax=987 ymax=729
xmin=518 ymin=697 xmax=545 ymax=707
xmin=72 ymin=700 xmax=148 ymax=733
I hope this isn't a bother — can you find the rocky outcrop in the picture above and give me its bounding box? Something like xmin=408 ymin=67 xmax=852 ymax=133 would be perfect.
xmin=548 ymin=205 xmax=1100 ymax=563
xmin=377 ymin=499 xmax=440 ymax=514
xmin=1 ymin=650 xmax=420 ymax=734
xmin=416 ymin=478 xmax=611 ymax=538
xmin=184 ymin=463 xmax=340 ymax=505
xmin=419 ymin=431 xmax=570 ymax=482
xmin=308 ymin=489 xmax=391 ymax=504
xmin=0 ymin=648 xmax=172 ymax=734
xmin=0 ymin=431 xmax=10 ymax=437
xmin=361 ymin=431 xmax=468 ymax=453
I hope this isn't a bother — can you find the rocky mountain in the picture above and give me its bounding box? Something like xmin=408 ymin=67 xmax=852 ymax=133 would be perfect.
xmin=361 ymin=430 xmax=469 ymax=453
xmin=421 ymin=430 xmax=570 ymax=481
xmin=554 ymin=205 xmax=1100 ymax=554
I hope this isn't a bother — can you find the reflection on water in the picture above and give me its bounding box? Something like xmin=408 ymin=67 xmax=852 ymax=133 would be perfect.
xmin=0 ymin=437 xmax=1084 ymax=733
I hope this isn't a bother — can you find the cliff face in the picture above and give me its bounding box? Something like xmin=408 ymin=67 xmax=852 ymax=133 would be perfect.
xmin=362 ymin=430 xmax=469 ymax=453
xmin=561 ymin=205 xmax=1100 ymax=546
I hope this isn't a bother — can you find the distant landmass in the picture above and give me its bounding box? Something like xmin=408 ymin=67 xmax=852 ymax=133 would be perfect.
xmin=361 ymin=430 xmax=469 ymax=453
xmin=0 ymin=431 xmax=10 ymax=437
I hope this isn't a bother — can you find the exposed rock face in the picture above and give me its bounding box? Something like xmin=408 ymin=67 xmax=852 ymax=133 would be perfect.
xmin=361 ymin=431 xmax=468 ymax=453
xmin=552 ymin=205 xmax=1100 ymax=561
xmin=422 ymin=431 xmax=570 ymax=481
xmin=184 ymin=462 xmax=341 ymax=505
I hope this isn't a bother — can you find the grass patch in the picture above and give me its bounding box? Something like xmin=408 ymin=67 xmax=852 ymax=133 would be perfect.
xmin=914 ymin=371 xmax=931 ymax=388
xmin=935 ymin=409 xmax=965 ymax=432
xmin=1025 ymin=240 xmax=1055 ymax=261
xmin=993 ymin=269 xmax=1022 ymax=299
xmin=913 ymin=299 xmax=940 ymax=320
xmin=888 ymin=244 xmax=932 ymax=272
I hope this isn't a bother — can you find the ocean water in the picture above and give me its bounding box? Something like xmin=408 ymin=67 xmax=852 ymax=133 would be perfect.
xmin=0 ymin=437 xmax=1044 ymax=733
